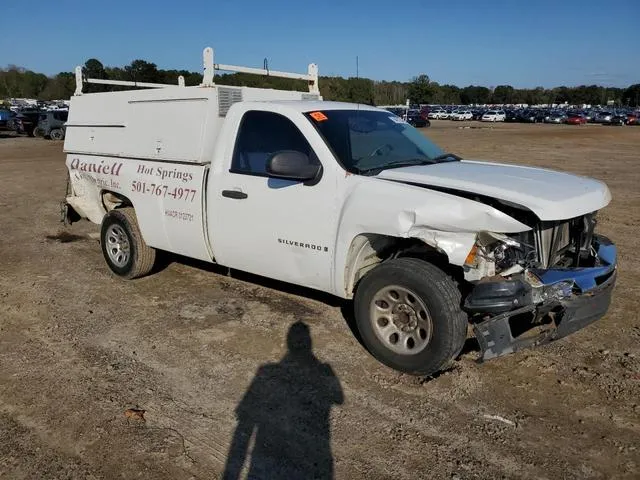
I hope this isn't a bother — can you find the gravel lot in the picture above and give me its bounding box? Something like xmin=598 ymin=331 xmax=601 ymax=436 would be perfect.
xmin=1 ymin=122 xmax=639 ymax=479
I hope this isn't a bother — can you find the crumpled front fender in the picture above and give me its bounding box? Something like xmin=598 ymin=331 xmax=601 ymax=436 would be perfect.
xmin=334 ymin=177 xmax=531 ymax=296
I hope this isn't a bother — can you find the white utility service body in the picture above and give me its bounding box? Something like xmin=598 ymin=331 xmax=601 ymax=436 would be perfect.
xmin=62 ymin=48 xmax=617 ymax=376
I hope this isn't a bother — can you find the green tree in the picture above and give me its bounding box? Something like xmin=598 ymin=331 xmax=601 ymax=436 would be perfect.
xmin=434 ymin=84 xmax=461 ymax=105
xmin=407 ymin=74 xmax=434 ymax=104
xmin=124 ymin=60 xmax=160 ymax=83
xmin=373 ymin=81 xmax=408 ymax=105
xmin=82 ymin=59 xmax=107 ymax=93
xmin=492 ymin=85 xmax=515 ymax=104
xmin=623 ymin=84 xmax=640 ymax=106
xmin=0 ymin=66 xmax=47 ymax=98
xmin=39 ymin=72 xmax=75 ymax=100
xmin=460 ymin=85 xmax=491 ymax=105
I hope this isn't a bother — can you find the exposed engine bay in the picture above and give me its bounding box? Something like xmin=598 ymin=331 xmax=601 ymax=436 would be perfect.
xmin=465 ymin=211 xmax=599 ymax=280
xmin=460 ymin=210 xmax=616 ymax=361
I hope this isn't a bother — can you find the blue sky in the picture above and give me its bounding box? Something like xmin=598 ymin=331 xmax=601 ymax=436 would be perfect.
xmin=3 ymin=0 xmax=639 ymax=87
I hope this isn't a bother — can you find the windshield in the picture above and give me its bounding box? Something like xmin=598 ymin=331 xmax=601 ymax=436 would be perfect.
xmin=305 ymin=109 xmax=451 ymax=174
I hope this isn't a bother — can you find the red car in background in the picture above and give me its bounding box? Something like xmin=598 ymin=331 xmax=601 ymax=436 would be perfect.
xmin=566 ymin=113 xmax=587 ymax=125
xmin=626 ymin=113 xmax=639 ymax=125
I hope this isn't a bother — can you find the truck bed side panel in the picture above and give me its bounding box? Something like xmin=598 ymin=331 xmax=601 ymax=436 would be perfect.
xmin=66 ymin=154 xmax=212 ymax=262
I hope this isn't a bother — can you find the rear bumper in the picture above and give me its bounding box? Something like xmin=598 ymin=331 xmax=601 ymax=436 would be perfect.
xmin=469 ymin=235 xmax=617 ymax=361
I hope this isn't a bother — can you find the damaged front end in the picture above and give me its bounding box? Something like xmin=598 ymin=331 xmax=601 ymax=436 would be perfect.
xmin=462 ymin=214 xmax=617 ymax=361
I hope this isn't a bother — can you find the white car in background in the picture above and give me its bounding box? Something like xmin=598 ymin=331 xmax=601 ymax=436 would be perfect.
xmin=482 ymin=110 xmax=506 ymax=122
xmin=451 ymin=110 xmax=473 ymax=121
xmin=428 ymin=109 xmax=446 ymax=119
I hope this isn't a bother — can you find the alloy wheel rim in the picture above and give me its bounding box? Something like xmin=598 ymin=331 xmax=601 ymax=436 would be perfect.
xmin=105 ymin=224 xmax=130 ymax=268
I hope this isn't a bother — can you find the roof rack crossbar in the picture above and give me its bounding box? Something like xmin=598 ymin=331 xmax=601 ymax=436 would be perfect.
xmin=202 ymin=47 xmax=319 ymax=94
xmin=214 ymin=63 xmax=313 ymax=81
xmin=74 ymin=66 xmax=185 ymax=95
xmin=74 ymin=47 xmax=319 ymax=95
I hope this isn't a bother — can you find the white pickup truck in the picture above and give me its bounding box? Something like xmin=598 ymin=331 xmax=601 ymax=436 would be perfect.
xmin=61 ymin=48 xmax=617 ymax=376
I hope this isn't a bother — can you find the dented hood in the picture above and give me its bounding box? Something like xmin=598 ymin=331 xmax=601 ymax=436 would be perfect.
xmin=376 ymin=160 xmax=611 ymax=221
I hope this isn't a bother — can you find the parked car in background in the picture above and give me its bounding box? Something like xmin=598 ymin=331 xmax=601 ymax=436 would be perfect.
xmin=0 ymin=109 xmax=16 ymax=130
xmin=566 ymin=113 xmax=587 ymax=125
xmin=518 ymin=110 xmax=538 ymax=123
xmin=534 ymin=110 xmax=551 ymax=123
xmin=34 ymin=110 xmax=68 ymax=140
xmin=471 ymin=109 xmax=486 ymax=121
xmin=504 ymin=110 xmax=520 ymax=122
xmin=595 ymin=111 xmax=614 ymax=124
xmin=9 ymin=110 xmax=41 ymax=136
xmin=406 ymin=112 xmax=430 ymax=128
xmin=545 ymin=112 xmax=568 ymax=124
xmin=451 ymin=110 xmax=473 ymax=121
xmin=481 ymin=110 xmax=506 ymax=122
xmin=428 ymin=109 xmax=446 ymax=119
xmin=606 ymin=114 xmax=627 ymax=126
xmin=625 ymin=113 xmax=639 ymax=125
xmin=584 ymin=111 xmax=597 ymax=123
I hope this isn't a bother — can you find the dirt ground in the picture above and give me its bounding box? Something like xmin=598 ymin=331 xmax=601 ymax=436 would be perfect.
xmin=1 ymin=122 xmax=639 ymax=480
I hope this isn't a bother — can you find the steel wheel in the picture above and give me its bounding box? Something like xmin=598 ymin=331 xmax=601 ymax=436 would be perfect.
xmin=105 ymin=224 xmax=130 ymax=268
xmin=369 ymin=285 xmax=433 ymax=355
xmin=50 ymin=128 xmax=64 ymax=140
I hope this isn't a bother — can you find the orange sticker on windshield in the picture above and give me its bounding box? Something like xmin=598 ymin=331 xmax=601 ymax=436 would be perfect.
xmin=310 ymin=111 xmax=328 ymax=122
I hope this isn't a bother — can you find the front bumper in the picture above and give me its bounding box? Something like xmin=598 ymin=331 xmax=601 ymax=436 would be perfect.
xmin=468 ymin=235 xmax=617 ymax=361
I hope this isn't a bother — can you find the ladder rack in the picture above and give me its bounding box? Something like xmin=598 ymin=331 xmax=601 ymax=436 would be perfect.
xmin=74 ymin=47 xmax=319 ymax=96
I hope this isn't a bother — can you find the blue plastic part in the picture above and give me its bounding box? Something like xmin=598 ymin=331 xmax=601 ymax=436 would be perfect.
xmin=530 ymin=236 xmax=616 ymax=293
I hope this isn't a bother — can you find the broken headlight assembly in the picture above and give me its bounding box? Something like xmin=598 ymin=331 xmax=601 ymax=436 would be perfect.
xmin=524 ymin=269 xmax=576 ymax=303
xmin=464 ymin=231 xmax=537 ymax=280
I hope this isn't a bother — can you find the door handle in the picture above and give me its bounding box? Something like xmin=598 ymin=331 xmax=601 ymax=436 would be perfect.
xmin=221 ymin=189 xmax=248 ymax=200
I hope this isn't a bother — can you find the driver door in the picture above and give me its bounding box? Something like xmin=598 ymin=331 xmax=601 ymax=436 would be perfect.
xmin=211 ymin=109 xmax=337 ymax=291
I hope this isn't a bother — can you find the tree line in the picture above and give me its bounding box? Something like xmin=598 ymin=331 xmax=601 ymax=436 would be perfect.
xmin=2 ymin=58 xmax=639 ymax=107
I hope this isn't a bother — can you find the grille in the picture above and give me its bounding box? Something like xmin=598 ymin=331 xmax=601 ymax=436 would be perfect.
xmin=218 ymin=87 xmax=243 ymax=117
xmin=535 ymin=213 xmax=596 ymax=268
xmin=536 ymin=222 xmax=570 ymax=268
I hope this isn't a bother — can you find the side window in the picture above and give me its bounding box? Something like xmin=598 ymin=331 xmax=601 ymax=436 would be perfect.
xmin=231 ymin=111 xmax=315 ymax=175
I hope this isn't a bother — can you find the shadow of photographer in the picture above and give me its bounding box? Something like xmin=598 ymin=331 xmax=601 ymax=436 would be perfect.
xmin=222 ymin=321 xmax=344 ymax=479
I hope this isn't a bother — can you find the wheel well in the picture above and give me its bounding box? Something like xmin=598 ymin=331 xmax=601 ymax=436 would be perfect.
xmin=101 ymin=190 xmax=132 ymax=212
xmin=344 ymin=234 xmax=455 ymax=298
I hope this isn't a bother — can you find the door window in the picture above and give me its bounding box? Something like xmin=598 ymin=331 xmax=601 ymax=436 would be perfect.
xmin=231 ymin=111 xmax=316 ymax=176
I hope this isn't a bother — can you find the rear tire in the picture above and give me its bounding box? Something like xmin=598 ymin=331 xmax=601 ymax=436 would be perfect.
xmin=100 ymin=208 xmax=156 ymax=279
xmin=354 ymin=258 xmax=467 ymax=376
xmin=50 ymin=128 xmax=64 ymax=140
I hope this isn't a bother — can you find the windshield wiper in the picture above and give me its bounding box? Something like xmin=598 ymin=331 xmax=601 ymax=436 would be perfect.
xmin=359 ymin=158 xmax=434 ymax=176
xmin=359 ymin=154 xmax=461 ymax=176
xmin=431 ymin=152 xmax=462 ymax=162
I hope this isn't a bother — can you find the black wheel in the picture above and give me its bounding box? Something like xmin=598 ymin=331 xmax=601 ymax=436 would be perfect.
xmin=354 ymin=258 xmax=467 ymax=376
xmin=50 ymin=128 xmax=64 ymax=140
xmin=100 ymin=208 xmax=156 ymax=279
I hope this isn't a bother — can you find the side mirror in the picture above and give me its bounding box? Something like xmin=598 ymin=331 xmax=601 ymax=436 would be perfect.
xmin=266 ymin=150 xmax=321 ymax=182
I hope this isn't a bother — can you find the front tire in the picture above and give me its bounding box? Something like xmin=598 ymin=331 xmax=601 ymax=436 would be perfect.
xmin=354 ymin=258 xmax=467 ymax=376
xmin=100 ymin=208 xmax=156 ymax=279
